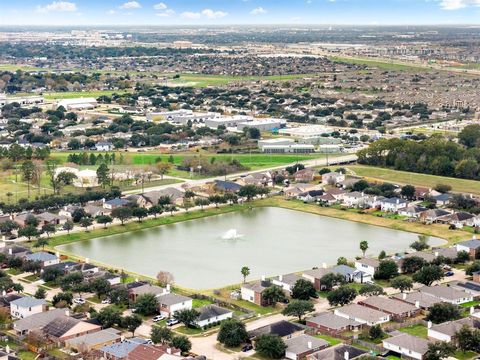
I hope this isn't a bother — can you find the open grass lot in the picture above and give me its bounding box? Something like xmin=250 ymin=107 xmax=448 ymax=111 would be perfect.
xmin=347 ymin=165 xmax=480 ymax=196
xmin=398 ymin=324 xmax=428 ymax=338
xmin=329 ymin=56 xmax=431 ymax=72
xmin=453 ymin=351 xmax=479 ymax=360
xmin=315 ymin=334 xmax=343 ymax=346
xmin=459 ymin=300 xmax=480 ymax=308
xmin=192 ymin=298 xmax=215 ymax=308
xmin=0 ymin=63 xmax=44 ymax=72
xmin=43 ymin=90 xmax=131 ymax=100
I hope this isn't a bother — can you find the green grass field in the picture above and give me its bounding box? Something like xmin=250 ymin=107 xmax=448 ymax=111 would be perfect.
xmin=329 ymin=56 xmax=431 ymax=72
xmin=348 ymin=165 xmax=480 ymax=195
xmin=43 ymin=90 xmax=131 ymax=100
xmin=398 ymin=324 xmax=428 ymax=338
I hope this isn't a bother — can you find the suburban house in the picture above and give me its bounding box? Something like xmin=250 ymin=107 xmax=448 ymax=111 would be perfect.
xmin=241 ymin=279 xmax=272 ymax=306
xmin=297 ymin=190 xmax=324 ymax=203
xmin=143 ymin=188 xmax=185 ymax=206
xmin=103 ymin=198 xmax=129 ymax=210
xmin=379 ymin=197 xmax=408 ymax=212
xmin=100 ymin=339 xmax=141 ymax=359
xmin=342 ymin=192 xmax=367 ymax=208
xmin=302 ymin=268 xmax=331 ymax=290
xmin=456 ymin=238 xmax=480 ymax=260
xmin=433 ymin=193 xmax=452 ymax=206
xmin=284 ymin=334 xmax=329 ymax=360
xmin=306 ymin=344 xmax=367 ymax=360
xmin=306 ymin=312 xmax=363 ymax=336
xmin=10 ymin=297 xmax=48 ymax=319
xmin=318 ymin=193 xmax=338 ymax=205
xmin=156 ymin=293 xmax=193 ymax=317
xmin=128 ymin=284 xmax=169 ymax=303
xmin=437 ymin=212 xmax=476 ymax=228
xmin=95 ymin=141 xmax=114 ymax=151
xmin=42 ymin=316 xmax=101 ymax=343
xmin=13 ymin=308 xmax=67 ymax=336
xmin=419 ymin=209 xmax=451 ymax=223
xmin=214 ymin=180 xmax=242 ymax=193
xmin=418 ymin=285 xmax=473 ymax=305
xmin=354 ymin=258 xmax=380 ymax=277
xmin=427 ymin=318 xmax=477 ymax=343
xmin=85 ymin=204 xmax=110 ymax=218
xmin=24 ymin=252 xmax=60 ymax=267
xmin=357 ymin=296 xmax=420 ymax=321
xmin=195 ymin=305 xmax=233 ymax=328
xmin=392 ymin=291 xmax=441 ymax=310
xmin=36 ymin=212 xmax=65 ymax=226
xmin=294 ymin=169 xmax=316 ymax=183
xmin=382 ymin=333 xmax=430 ymax=360
xmin=334 ymin=304 xmax=390 ymax=326
xmin=65 ymin=328 xmax=122 ymax=352
xmin=322 ymin=172 xmax=345 ymax=185
xmin=399 ymin=205 xmax=428 ymax=218
xmin=331 ymin=265 xmax=368 ymax=283
xmin=248 ymin=320 xmax=304 ymax=341
xmin=273 ymin=273 xmax=302 ymax=294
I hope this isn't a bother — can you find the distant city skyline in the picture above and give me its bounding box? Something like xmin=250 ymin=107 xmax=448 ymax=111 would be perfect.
xmin=1 ymin=0 xmax=480 ymax=26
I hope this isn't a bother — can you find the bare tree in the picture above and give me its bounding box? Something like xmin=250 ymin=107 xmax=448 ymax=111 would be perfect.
xmin=157 ymin=271 xmax=175 ymax=287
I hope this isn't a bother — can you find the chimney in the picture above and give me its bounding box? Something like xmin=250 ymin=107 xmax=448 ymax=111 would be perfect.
xmin=428 ymin=321 xmax=432 ymax=329
xmin=344 ymin=351 xmax=350 ymax=360
xmin=473 ymin=235 xmax=477 ymax=240
xmin=5 ymin=345 xmax=9 ymax=354
xmin=279 ymin=275 xmax=283 ymax=282
xmin=415 ymin=300 xmax=420 ymax=308
xmin=56 ymin=251 xmax=60 ymax=258
xmin=322 ymin=263 xmax=327 ymax=269
xmin=120 ymin=335 xmax=125 ymax=342
xmin=402 ymin=293 xmax=407 ymax=300
xmin=470 ymin=306 xmax=475 ymax=315
xmin=166 ymin=284 xmax=171 ymax=293
xmin=65 ymin=309 xmax=70 ymax=317
xmin=308 ymin=341 xmax=312 ymax=349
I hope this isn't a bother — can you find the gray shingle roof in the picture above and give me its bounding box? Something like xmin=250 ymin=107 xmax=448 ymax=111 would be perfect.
xmin=25 ymin=252 xmax=58 ymax=263
xmin=66 ymin=328 xmax=121 ymax=348
xmin=430 ymin=318 xmax=474 ymax=337
xmin=14 ymin=308 xmax=66 ymax=332
xmin=156 ymin=293 xmax=192 ymax=306
xmin=360 ymin=296 xmax=418 ymax=315
xmin=457 ymin=239 xmax=480 ymax=249
xmin=197 ymin=305 xmax=232 ymax=321
xmin=307 ymin=312 xmax=361 ymax=330
xmin=285 ymin=334 xmax=328 ymax=355
xmin=101 ymin=339 xmax=139 ymax=357
xmin=383 ymin=333 xmax=430 ymax=355
xmin=11 ymin=297 xmax=46 ymax=309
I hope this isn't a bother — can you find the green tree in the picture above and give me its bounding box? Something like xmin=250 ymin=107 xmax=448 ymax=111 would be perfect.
xmin=360 ymin=240 xmax=369 ymax=257
xmin=378 ymin=250 xmax=387 ymax=260
xmin=111 ymin=207 xmax=133 ymax=225
xmin=132 ymin=207 xmax=148 ymax=222
xmin=410 ymin=235 xmax=430 ymax=251
xmin=41 ymin=223 xmax=56 ymax=238
xmin=151 ymin=326 xmax=173 ymax=344
xmin=96 ymin=215 xmax=113 ymax=228
xmin=466 ymin=261 xmax=480 ymax=275
xmin=241 ymin=266 xmax=250 ymax=284
xmin=18 ymin=225 xmax=39 ymax=241
xmin=391 ymin=276 xmax=413 ymax=293
xmin=255 ymin=334 xmax=286 ymax=359
xmin=282 ymin=300 xmax=315 ymax=321
xmin=424 ymin=341 xmax=455 ymax=360
xmin=459 ymin=124 xmax=480 ymax=148
xmin=34 ymin=238 xmax=49 ymax=250
xmin=52 ymin=292 xmax=73 ymax=307
xmin=400 ymin=185 xmax=416 ymax=200
xmin=174 ymin=309 xmax=200 ymax=328
xmin=319 ymin=273 xmax=346 ymax=291
xmin=402 ymin=256 xmax=427 ymax=274
xmin=426 ymin=303 xmax=462 ymax=324
xmin=239 ymin=185 xmax=260 ymax=201
xmin=90 ymin=278 xmax=111 ymax=298
xmin=97 ymin=306 xmax=122 ymax=328
xmin=79 ymin=217 xmax=93 ymax=231
xmin=21 ymin=160 xmax=36 ymax=198
xmin=123 ymin=314 xmax=142 ymax=336
xmin=134 ymin=293 xmax=158 ymax=316
xmin=34 ymin=288 xmax=47 ymax=299
xmin=359 ymin=283 xmax=385 ymax=296
xmin=217 ymin=319 xmax=248 ymax=348
xmin=262 ymin=285 xmax=286 ymax=306
xmin=63 ymin=220 xmax=74 ymax=234
xmin=96 ymin=163 xmax=111 ymax=188
xmin=291 ymin=279 xmax=317 ymax=300
xmin=171 ymin=335 xmax=191 ymax=353
xmin=369 ymin=325 xmax=384 ymax=340
xmin=456 ymin=325 xmax=480 ymax=353
xmin=412 ymin=265 xmax=444 ymax=286
xmin=337 ymin=257 xmax=348 ymax=265
xmin=327 ymin=286 xmax=357 ymax=306
xmin=375 ymin=260 xmax=399 ymax=280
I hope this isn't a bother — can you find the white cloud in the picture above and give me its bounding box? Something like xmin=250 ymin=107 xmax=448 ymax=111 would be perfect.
xmin=201 ymin=9 xmax=228 ymax=19
xmin=181 ymin=11 xmax=201 ymax=19
xmin=439 ymin=0 xmax=480 ymax=9
xmin=153 ymin=2 xmax=167 ymax=10
xmin=156 ymin=9 xmax=175 ymax=17
xmin=119 ymin=1 xmax=141 ymax=9
xmin=250 ymin=7 xmax=267 ymax=15
xmin=36 ymin=1 xmax=77 ymax=13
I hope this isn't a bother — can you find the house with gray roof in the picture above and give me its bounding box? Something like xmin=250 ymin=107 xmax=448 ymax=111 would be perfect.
xmin=248 ymin=320 xmax=304 ymax=340
xmin=273 ymin=273 xmax=302 ymax=293
xmin=306 ymin=312 xmax=362 ymax=335
xmin=354 ymin=258 xmax=380 ymax=277
xmin=383 ymin=333 xmax=430 ymax=360
xmin=25 ymin=251 xmax=59 ymax=267
xmin=302 ymin=268 xmax=332 ymax=290
xmin=285 ymin=334 xmax=329 ymax=360
xmin=100 ymin=339 xmax=140 ymax=359
xmin=156 ymin=293 xmax=192 ymax=317
xmin=10 ymin=297 xmax=47 ymax=319
xmin=419 ymin=285 xmax=473 ymax=305
xmin=241 ymin=279 xmax=273 ymax=305
xmin=428 ymin=318 xmax=477 ymax=343
xmin=307 ymin=344 xmax=367 ymax=360
xmin=334 ymin=304 xmax=390 ymax=326
xmin=195 ymin=304 xmax=233 ymax=328
xmin=456 ymin=237 xmax=480 ymax=260
xmin=358 ymin=296 xmax=420 ymax=321
xmin=392 ymin=291 xmax=440 ymax=310
xmin=128 ymin=284 xmax=168 ymax=303
xmin=42 ymin=316 xmax=101 ymax=343
xmin=65 ymin=328 xmax=121 ymax=351
xmin=13 ymin=308 xmax=67 ymax=335
xmin=379 ymin=197 xmax=408 ymax=212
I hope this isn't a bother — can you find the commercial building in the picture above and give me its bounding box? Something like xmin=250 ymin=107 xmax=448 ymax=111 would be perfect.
xmin=57 ymin=97 xmax=98 ymax=110
xmin=262 ymin=144 xmax=315 ymax=154
xmin=238 ymin=119 xmax=285 ymax=132
xmin=0 ymin=94 xmax=44 ymax=106
xmin=205 ymin=115 xmax=253 ymax=129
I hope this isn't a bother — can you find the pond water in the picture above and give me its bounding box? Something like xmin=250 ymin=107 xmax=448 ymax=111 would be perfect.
xmin=57 ymin=207 xmax=445 ymax=289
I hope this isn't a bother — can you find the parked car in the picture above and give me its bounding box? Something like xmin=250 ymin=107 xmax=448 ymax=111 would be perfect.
xmin=101 ymin=298 xmax=111 ymax=304
xmin=73 ymin=298 xmax=85 ymax=305
xmin=241 ymin=344 xmax=253 ymax=352
xmin=153 ymin=315 xmax=165 ymax=322
xmin=166 ymin=318 xmax=179 ymax=326
xmin=444 ymin=271 xmax=454 ymax=277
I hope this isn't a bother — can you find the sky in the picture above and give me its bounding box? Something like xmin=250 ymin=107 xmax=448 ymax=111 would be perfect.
xmin=1 ymin=0 xmax=480 ymax=26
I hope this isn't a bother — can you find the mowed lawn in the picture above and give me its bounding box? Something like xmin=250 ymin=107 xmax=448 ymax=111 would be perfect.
xmin=348 ymin=165 xmax=480 ymax=196
xmin=44 ymin=90 xmax=131 ymax=100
